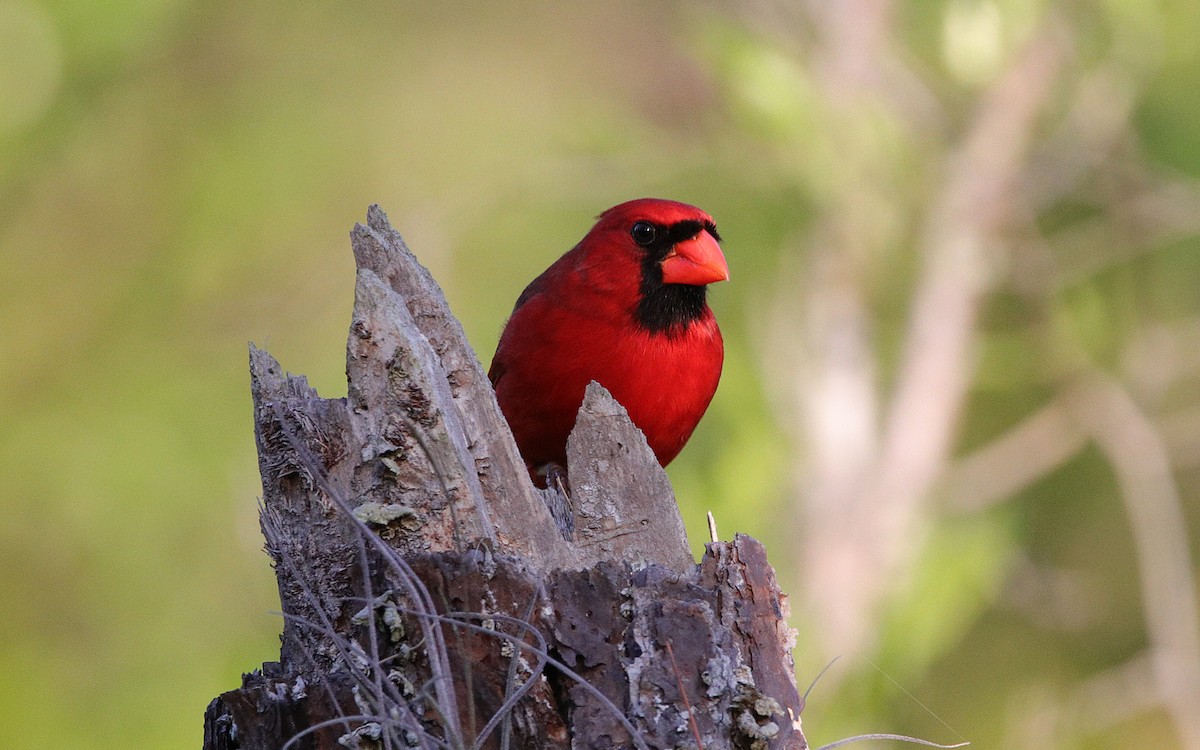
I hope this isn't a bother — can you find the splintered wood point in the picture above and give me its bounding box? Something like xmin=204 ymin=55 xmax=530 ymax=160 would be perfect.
xmin=566 ymin=381 xmax=693 ymax=573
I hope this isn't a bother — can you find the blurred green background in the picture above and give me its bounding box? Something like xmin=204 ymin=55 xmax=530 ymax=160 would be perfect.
xmin=3 ymin=1 xmax=1199 ymax=748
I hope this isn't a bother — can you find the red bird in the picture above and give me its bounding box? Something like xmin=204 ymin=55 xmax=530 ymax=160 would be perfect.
xmin=489 ymin=198 xmax=728 ymax=484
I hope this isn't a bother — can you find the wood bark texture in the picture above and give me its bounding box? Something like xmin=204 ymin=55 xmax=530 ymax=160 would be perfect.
xmin=202 ymin=205 xmax=807 ymax=750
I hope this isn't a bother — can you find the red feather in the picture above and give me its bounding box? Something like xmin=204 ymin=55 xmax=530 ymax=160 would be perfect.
xmin=489 ymin=199 xmax=727 ymax=483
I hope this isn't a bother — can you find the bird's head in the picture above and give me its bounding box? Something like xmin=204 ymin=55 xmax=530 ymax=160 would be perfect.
xmin=582 ymin=198 xmax=728 ymax=334
xmin=593 ymin=198 xmax=729 ymax=286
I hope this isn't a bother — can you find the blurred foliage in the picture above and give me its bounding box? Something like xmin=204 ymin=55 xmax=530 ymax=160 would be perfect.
xmin=2 ymin=1 xmax=1199 ymax=748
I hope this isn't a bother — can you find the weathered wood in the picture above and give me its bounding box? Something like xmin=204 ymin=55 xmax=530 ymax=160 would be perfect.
xmin=348 ymin=209 xmax=564 ymax=563
xmin=204 ymin=205 xmax=806 ymax=750
xmin=563 ymin=382 xmax=693 ymax=573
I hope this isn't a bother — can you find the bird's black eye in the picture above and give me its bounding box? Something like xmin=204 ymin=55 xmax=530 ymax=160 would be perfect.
xmin=631 ymin=221 xmax=658 ymax=247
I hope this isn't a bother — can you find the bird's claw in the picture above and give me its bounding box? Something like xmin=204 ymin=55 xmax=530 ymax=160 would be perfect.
xmin=536 ymin=462 xmax=574 ymax=539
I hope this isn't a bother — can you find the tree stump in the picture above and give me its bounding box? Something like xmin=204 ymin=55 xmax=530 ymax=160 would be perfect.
xmin=202 ymin=206 xmax=807 ymax=750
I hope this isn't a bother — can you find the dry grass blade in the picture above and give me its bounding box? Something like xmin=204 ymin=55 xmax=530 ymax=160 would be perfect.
xmin=816 ymin=733 xmax=969 ymax=750
xmin=800 ymin=656 xmax=842 ymax=713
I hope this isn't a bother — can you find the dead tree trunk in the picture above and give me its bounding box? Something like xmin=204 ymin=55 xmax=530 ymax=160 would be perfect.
xmin=202 ymin=206 xmax=807 ymax=750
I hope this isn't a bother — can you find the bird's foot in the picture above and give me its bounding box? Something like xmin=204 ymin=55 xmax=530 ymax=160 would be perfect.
xmin=536 ymin=463 xmax=574 ymax=539
xmin=540 ymin=462 xmax=570 ymax=495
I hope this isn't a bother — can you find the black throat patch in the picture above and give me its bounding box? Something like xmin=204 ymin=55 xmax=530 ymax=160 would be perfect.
xmin=635 ymin=219 xmax=717 ymax=336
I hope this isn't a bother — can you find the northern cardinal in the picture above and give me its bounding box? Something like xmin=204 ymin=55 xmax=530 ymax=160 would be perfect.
xmin=489 ymin=198 xmax=728 ymax=484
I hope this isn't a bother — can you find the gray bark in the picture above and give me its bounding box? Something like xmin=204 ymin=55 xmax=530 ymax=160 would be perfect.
xmin=202 ymin=205 xmax=806 ymax=750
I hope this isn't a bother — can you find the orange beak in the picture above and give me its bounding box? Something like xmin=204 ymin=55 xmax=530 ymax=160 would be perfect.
xmin=660 ymin=231 xmax=729 ymax=286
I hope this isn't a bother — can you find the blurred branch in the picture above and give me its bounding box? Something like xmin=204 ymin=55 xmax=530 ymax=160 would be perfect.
xmin=1047 ymin=174 xmax=1200 ymax=290
xmin=1003 ymin=656 xmax=1161 ymax=747
xmin=1069 ymin=654 xmax=1163 ymax=735
xmin=1160 ymin=405 xmax=1200 ymax=469
xmin=1024 ymin=5 xmax=1166 ymax=211
xmin=869 ymin=20 xmax=1067 ymax=517
xmin=941 ymin=400 xmax=1087 ymax=513
xmin=789 ymin=15 xmax=1069 ymax=657
xmin=952 ymin=372 xmax=1200 ymax=747
xmin=1063 ymin=374 xmax=1200 ymax=750
xmin=945 ymin=371 xmax=1200 ymax=750
xmin=1025 ymin=65 xmax=1140 ymax=210
xmin=1123 ymin=316 xmax=1200 ymax=403
xmin=805 ymin=0 xmax=895 ymax=95
xmin=802 ymin=0 xmax=943 ymax=124
xmin=938 ymin=191 xmax=1200 ymax=745
xmin=950 ymin=367 xmax=1200 ymax=750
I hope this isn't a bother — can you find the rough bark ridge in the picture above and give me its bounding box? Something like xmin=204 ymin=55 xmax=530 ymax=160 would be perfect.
xmin=202 ymin=205 xmax=806 ymax=750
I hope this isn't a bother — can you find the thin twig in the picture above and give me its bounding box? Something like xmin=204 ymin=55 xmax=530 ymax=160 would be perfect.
xmin=666 ymin=640 xmax=704 ymax=750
